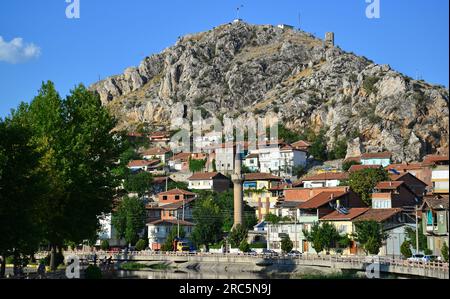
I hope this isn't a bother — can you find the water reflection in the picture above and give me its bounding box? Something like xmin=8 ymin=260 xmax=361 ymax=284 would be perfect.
xmin=112 ymin=270 xmax=284 ymax=280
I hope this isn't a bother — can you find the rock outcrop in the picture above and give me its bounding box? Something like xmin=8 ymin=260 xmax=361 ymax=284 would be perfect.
xmin=89 ymin=22 xmax=449 ymax=162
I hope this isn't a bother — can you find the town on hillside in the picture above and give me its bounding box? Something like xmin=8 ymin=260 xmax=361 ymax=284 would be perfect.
xmin=95 ymin=129 xmax=449 ymax=262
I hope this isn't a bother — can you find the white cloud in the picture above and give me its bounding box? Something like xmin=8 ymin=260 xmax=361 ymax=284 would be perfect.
xmin=0 ymin=36 xmax=41 ymax=64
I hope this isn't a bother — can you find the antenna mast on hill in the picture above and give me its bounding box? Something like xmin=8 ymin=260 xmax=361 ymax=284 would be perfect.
xmin=298 ymin=12 xmax=301 ymax=30
xmin=236 ymin=5 xmax=244 ymax=20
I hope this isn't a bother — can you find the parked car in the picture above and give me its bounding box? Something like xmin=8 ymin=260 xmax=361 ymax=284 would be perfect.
xmin=408 ymin=254 xmax=427 ymax=263
xmin=288 ymin=250 xmax=302 ymax=257
xmin=263 ymin=250 xmax=279 ymax=256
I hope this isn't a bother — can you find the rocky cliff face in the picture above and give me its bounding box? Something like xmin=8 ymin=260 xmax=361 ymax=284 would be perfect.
xmin=89 ymin=22 xmax=449 ymax=162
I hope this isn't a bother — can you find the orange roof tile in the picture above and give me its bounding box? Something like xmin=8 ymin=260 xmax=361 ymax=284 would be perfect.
xmin=354 ymin=208 xmax=403 ymax=222
xmin=158 ymin=188 xmax=196 ymax=197
xmin=348 ymin=165 xmax=382 ymax=173
xmin=188 ymin=172 xmax=228 ymax=180
xmin=302 ymin=172 xmax=349 ymax=182
xmin=299 ymin=191 xmax=348 ymax=209
xmin=376 ymin=181 xmax=404 ymax=190
xmin=127 ymin=160 xmax=159 ymax=168
xmin=244 ymin=173 xmax=283 ymax=181
xmin=361 ymin=152 xmax=392 ymax=159
xmin=142 ymin=147 xmax=170 ymax=156
xmin=320 ymin=208 xmax=370 ymax=221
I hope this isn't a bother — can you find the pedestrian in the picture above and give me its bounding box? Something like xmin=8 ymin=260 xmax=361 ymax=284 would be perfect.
xmin=37 ymin=262 xmax=46 ymax=279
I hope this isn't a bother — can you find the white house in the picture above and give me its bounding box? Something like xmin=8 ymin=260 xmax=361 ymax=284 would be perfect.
xmin=301 ymin=172 xmax=349 ymax=188
xmin=127 ymin=160 xmax=161 ymax=172
xmin=244 ymin=153 xmax=259 ymax=172
xmin=249 ymin=142 xmax=307 ymax=179
xmin=147 ymin=219 xmax=194 ymax=251
xmin=188 ymin=172 xmax=231 ymax=193
xmin=142 ymin=148 xmax=171 ymax=164
xmin=360 ymin=152 xmax=392 ymax=167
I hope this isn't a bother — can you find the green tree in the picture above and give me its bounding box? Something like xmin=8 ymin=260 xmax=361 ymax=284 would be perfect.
xmin=303 ymin=222 xmax=345 ymax=254
xmin=228 ymin=224 xmax=249 ymax=248
xmin=13 ymin=82 xmax=123 ymax=270
xmin=328 ymin=138 xmax=348 ymax=160
xmin=400 ymin=241 xmax=412 ymax=259
xmin=345 ymin=168 xmax=389 ymax=206
xmin=441 ymin=242 xmax=449 ymax=262
xmin=100 ymin=240 xmax=110 ymax=251
xmin=123 ymin=172 xmax=153 ymax=198
xmin=191 ymin=197 xmax=224 ymax=251
xmin=213 ymin=191 xmax=257 ymax=232
xmin=112 ymin=196 xmax=146 ymax=246
xmin=0 ymin=119 xmax=44 ymax=277
xmin=189 ymin=158 xmax=207 ymax=173
xmin=281 ymin=236 xmax=294 ymax=254
xmin=135 ymin=239 xmax=148 ymax=251
xmin=239 ymin=240 xmax=251 ymax=253
xmin=405 ymin=222 xmax=429 ymax=253
xmin=161 ymin=227 xmax=186 ymax=252
xmin=309 ymin=129 xmax=328 ymax=162
xmin=342 ymin=160 xmax=361 ymax=172
xmin=292 ymin=165 xmax=307 ymax=179
xmin=353 ymin=221 xmax=388 ymax=255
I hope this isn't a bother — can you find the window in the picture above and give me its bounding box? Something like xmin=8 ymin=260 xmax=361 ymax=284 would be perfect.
xmin=175 ymin=195 xmax=180 ymax=200
xmin=163 ymin=196 xmax=168 ymax=201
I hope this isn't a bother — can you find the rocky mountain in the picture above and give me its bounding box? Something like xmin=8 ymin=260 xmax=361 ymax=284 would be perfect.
xmin=89 ymin=21 xmax=449 ymax=162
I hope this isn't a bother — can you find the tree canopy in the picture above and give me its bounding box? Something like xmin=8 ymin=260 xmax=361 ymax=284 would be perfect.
xmin=343 ymin=168 xmax=389 ymax=206
xmin=112 ymin=196 xmax=146 ymax=246
xmin=353 ymin=221 xmax=388 ymax=255
xmin=2 ymin=81 xmax=123 ymax=271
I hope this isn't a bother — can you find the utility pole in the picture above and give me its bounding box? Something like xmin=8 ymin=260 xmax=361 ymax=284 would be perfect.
xmin=415 ymin=205 xmax=420 ymax=254
xmin=293 ymin=209 xmax=298 ymax=251
xmin=165 ymin=176 xmax=168 ymax=192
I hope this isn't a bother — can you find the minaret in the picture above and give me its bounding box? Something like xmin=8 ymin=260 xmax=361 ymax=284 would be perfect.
xmin=232 ymin=145 xmax=244 ymax=228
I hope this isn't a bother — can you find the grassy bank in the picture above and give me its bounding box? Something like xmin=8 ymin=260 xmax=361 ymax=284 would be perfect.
xmin=119 ymin=262 xmax=172 ymax=271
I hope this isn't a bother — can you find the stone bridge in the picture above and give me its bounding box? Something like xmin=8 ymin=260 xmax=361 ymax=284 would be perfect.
xmin=37 ymin=252 xmax=449 ymax=279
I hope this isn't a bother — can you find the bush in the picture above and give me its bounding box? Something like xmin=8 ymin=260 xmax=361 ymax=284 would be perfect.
xmin=239 ymin=240 xmax=251 ymax=253
xmin=363 ymin=76 xmax=380 ymax=95
xmin=135 ymin=239 xmax=148 ymax=251
xmin=5 ymin=256 xmax=14 ymax=264
xmin=424 ymin=248 xmax=433 ymax=255
xmin=85 ymin=265 xmax=102 ymax=279
xmin=342 ymin=161 xmax=361 ymax=172
xmin=441 ymin=242 xmax=449 ymax=262
xmin=281 ymin=236 xmax=294 ymax=254
xmin=400 ymin=241 xmax=412 ymax=259
xmin=100 ymin=240 xmax=110 ymax=251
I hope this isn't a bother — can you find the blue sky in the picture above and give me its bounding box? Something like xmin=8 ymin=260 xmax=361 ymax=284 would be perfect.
xmin=0 ymin=0 xmax=448 ymax=117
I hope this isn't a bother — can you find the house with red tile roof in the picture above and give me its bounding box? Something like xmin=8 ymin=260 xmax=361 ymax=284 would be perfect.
xmin=348 ymin=164 xmax=383 ymax=173
xmin=422 ymin=155 xmax=449 ymax=195
xmin=146 ymin=219 xmax=194 ymax=251
xmin=291 ymin=140 xmax=311 ymax=152
xmin=319 ymin=207 xmax=412 ymax=256
xmin=242 ymin=173 xmax=284 ymax=221
xmin=360 ymin=152 xmax=392 ymax=167
xmin=168 ymin=152 xmax=192 ymax=172
xmin=301 ymin=172 xmax=349 ymax=188
xmin=188 ymin=172 xmax=231 ymax=193
xmin=387 ymin=162 xmax=432 ymax=188
xmin=267 ymin=188 xmax=366 ymax=254
xmin=421 ymin=194 xmax=449 ymax=256
xmin=142 ymin=147 xmax=171 ymax=164
xmin=371 ymin=181 xmax=419 ymax=209
xmin=389 ymin=172 xmax=428 ymax=198
xmin=157 ymin=188 xmax=196 ymax=204
xmin=127 ymin=159 xmax=161 ymax=172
